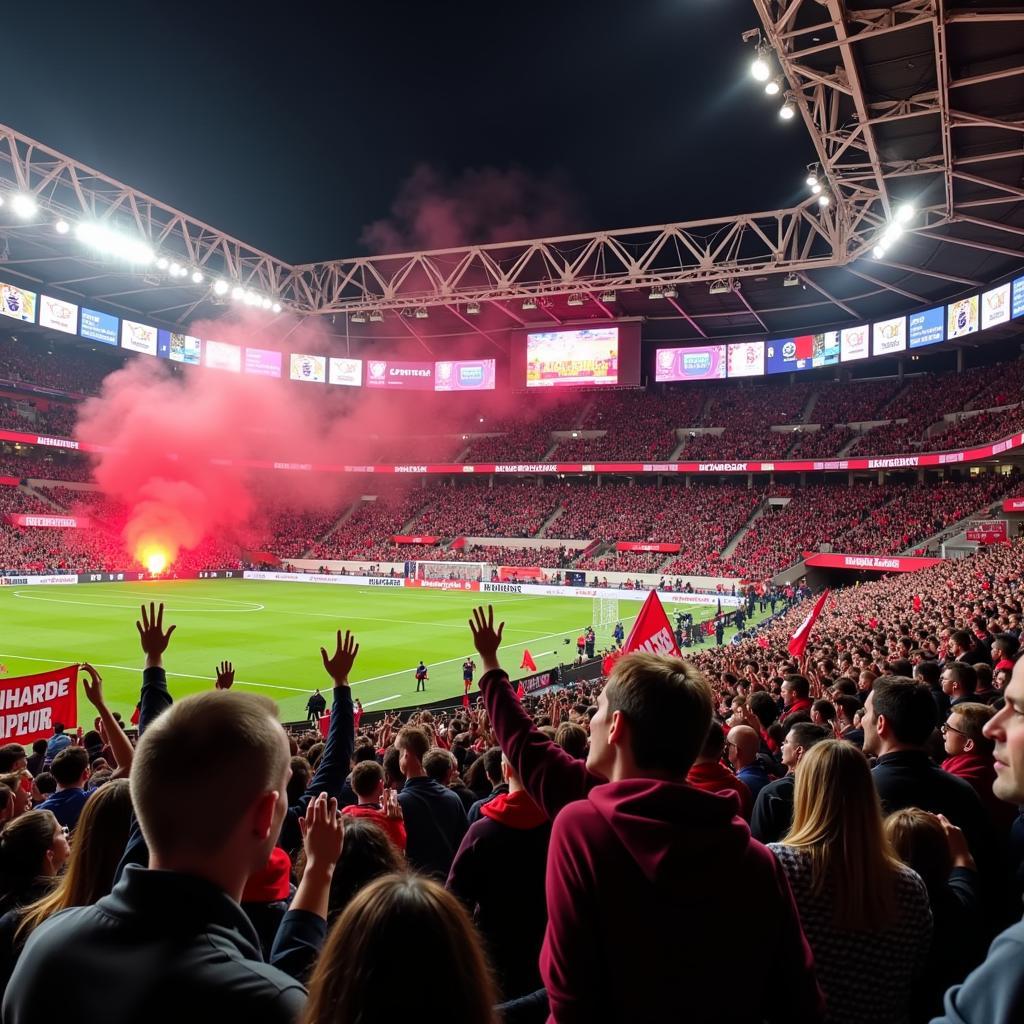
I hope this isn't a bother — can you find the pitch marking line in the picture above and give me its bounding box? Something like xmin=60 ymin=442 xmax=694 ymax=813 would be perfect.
xmin=9 ymin=592 xmax=265 ymax=613
xmin=0 ymin=652 xmax=308 ymax=694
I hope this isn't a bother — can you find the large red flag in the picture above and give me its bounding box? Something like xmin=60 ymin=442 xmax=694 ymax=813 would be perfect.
xmin=623 ymin=591 xmax=682 ymax=657
xmin=788 ymin=589 xmax=830 ymax=658
xmin=520 ymin=649 xmax=537 ymax=671
xmin=0 ymin=665 xmax=78 ymax=744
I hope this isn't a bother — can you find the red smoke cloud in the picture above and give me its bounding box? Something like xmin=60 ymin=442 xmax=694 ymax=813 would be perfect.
xmin=360 ymin=164 xmax=586 ymax=253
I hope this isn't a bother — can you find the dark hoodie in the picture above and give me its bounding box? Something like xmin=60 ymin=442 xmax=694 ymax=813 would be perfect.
xmin=446 ymin=790 xmax=550 ymax=1001
xmin=541 ymin=779 xmax=823 ymax=1024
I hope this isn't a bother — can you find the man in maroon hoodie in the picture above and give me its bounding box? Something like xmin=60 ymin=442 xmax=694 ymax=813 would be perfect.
xmin=469 ymin=606 xmax=823 ymax=1024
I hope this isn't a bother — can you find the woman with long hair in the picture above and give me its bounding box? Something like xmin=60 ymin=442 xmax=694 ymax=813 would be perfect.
xmin=303 ymin=873 xmax=496 ymax=1024
xmin=0 ymin=811 xmax=69 ymax=917
xmin=0 ymin=780 xmax=132 ymax=996
xmin=769 ymin=740 xmax=932 ymax=1024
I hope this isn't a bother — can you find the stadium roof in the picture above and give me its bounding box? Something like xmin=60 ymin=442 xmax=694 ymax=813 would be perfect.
xmin=0 ymin=0 xmax=1020 ymax=348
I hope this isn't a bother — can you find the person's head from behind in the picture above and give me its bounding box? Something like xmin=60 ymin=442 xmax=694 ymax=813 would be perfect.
xmin=30 ymin=773 xmax=55 ymax=807
xmin=304 ymin=873 xmax=495 ymax=1024
xmin=50 ymin=747 xmax=89 ymax=791
xmin=0 ymin=745 xmax=26 ymax=774
xmin=984 ymin=657 xmax=1024 ymax=804
xmin=862 ymin=676 xmax=937 ymax=757
xmin=587 ymin=653 xmax=712 ymax=782
xmin=726 ymin=724 xmax=759 ymax=771
xmin=781 ymin=722 xmax=830 ymax=772
xmin=810 ymin=700 xmax=836 ymax=727
xmin=351 ymin=760 xmax=385 ymax=805
xmin=694 ymin=720 xmax=726 ymax=766
xmin=748 ymin=690 xmax=778 ymax=729
xmin=555 ymin=722 xmax=588 ymax=760
xmin=0 ymin=810 xmax=70 ymax=900
xmin=423 ymin=748 xmax=456 ymax=786
xmin=943 ymin=702 xmax=995 ymax=759
xmin=382 ymin=747 xmax=403 ymax=789
xmin=394 ymin=726 xmax=430 ymax=780
xmin=51 ymin=724 xmax=65 ymax=738
xmin=884 ymin=808 xmax=951 ymax=894
xmin=481 ymin=746 xmax=503 ymax=789
xmin=912 ymin=660 xmax=940 ymax=689
xmin=130 ymin=691 xmax=290 ymax=881
xmin=785 ymin=740 xmax=898 ymax=930
xmin=950 ymin=629 xmax=973 ymax=657
xmin=310 ymin=818 xmax=403 ymax=921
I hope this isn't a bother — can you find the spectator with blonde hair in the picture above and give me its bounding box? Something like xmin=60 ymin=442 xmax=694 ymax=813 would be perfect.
xmin=769 ymin=740 xmax=932 ymax=1023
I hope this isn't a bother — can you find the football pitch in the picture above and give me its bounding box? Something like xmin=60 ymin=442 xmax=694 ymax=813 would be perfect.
xmin=0 ymin=581 xmax=758 ymax=722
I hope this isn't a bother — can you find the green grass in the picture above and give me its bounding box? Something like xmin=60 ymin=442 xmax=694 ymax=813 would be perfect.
xmin=0 ymin=580 xmax=762 ymax=722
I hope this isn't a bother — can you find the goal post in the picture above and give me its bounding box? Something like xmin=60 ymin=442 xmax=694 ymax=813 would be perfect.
xmin=412 ymin=560 xmax=488 ymax=582
xmin=592 ymin=595 xmax=620 ymax=634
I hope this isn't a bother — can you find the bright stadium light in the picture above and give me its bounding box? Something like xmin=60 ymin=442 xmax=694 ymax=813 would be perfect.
xmin=600 ymin=291 xmax=616 ymax=303
xmin=466 ymin=301 xmax=480 ymax=315
xmin=231 ymin=286 xmax=245 ymax=300
xmin=873 ymin=245 xmax=886 ymax=259
xmin=156 ymin=257 xmax=169 ymax=269
xmin=765 ymin=78 xmax=781 ymax=96
xmin=896 ymin=203 xmax=915 ymax=224
xmin=213 ymin=279 xmax=229 ymax=296
xmin=75 ymin=222 xmax=155 ymax=264
xmin=271 ymin=302 xmax=282 ymax=314
xmin=11 ymin=193 xmax=37 ymax=219
xmin=260 ymin=297 xmax=272 ymax=309
xmin=663 ymin=286 xmax=678 ymax=299
xmin=522 ymin=297 xmax=537 ymax=311
xmin=368 ymin=308 xmax=383 ymax=322
xmin=191 ymin=269 xmax=203 ymax=284
xmin=54 ymin=219 xmax=70 ymax=235
xmin=811 ymin=182 xmax=822 ymax=195
xmin=806 ymin=173 xmax=818 ymax=188
xmin=779 ymin=100 xmax=796 ymax=120
xmin=818 ymin=194 xmax=830 ymax=207
xmin=351 ymin=311 xmax=367 ymax=324
xmin=0 ymin=195 xmax=5 ymax=208
xmin=751 ymin=51 xmax=771 ymax=82
xmin=414 ymin=307 xmax=429 ymax=319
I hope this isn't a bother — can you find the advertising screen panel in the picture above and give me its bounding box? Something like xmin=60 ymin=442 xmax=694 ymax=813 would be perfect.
xmin=655 ymin=345 xmax=727 ymax=381
xmin=289 ymin=353 xmax=327 ymax=383
xmin=526 ymin=327 xmax=619 ymax=388
xmin=244 ymin=348 xmax=282 ymax=378
xmin=121 ymin=320 xmax=158 ymax=356
xmin=908 ymin=307 xmax=945 ymax=349
xmin=947 ymin=295 xmax=979 ymax=339
xmin=205 ymin=340 xmax=242 ymax=372
xmin=434 ymin=358 xmax=496 ymax=391
xmin=872 ymin=316 xmax=907 ymax=356
xmin=0 ymin=283 xmax=37 ymax=323
xmin=80 ymin=308 xmax=119 ymax=346
xmin=840 ymin=325 xmax=870 ymax=362
xmin=726 ymin=340 xmax=765 ymax=378
xmin=38 ymin=296 xmax=78 ymax=335
xmin=365 ymin=360 xmax=435 ymax=390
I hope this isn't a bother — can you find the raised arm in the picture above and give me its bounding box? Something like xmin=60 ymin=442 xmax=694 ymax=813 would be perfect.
xmin=136 ymin=602 xmax=176 ymax=736
xmin=81 ymin=663 xmax=134 ymax=776
xmin=302 ymin=630 xmax=358 ymax=805
xmin=471 ymin=606 xmax=595 ymax=819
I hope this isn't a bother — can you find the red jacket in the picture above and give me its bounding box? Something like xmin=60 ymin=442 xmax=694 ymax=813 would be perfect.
xmin=686 ymin=760 xmax=753 ymax=820
xmin=341 ymin=803 xmax=407 ymax=850
xmin=942 ymin=752 xmax=1017 ymax=833
xmin=780 ymin=697 xmax=814 ymax=722
xmin=541 ymin=779 xmax=823 ymax=1023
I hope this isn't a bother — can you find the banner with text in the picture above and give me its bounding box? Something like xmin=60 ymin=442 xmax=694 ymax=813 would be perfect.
xmin=391 ymin=535 xmax=440 ymax=545
xmin=7 ymin=515 xmax=89 ymax=529
xmin=0 ymin=666 xmax=78 ymax=744
xmin=965 ymin=520 xmax=1008 ymax=544
xmin=615 ymin=542 xmax=681 ymax=553
xmin=803 ymin=553 xmax=942 ymax=573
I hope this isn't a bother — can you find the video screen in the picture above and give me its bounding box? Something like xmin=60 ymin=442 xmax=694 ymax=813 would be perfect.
xmin=366 ymin=360 xmax=435 ymax=390
xmin=157 ymin=330 xmax=201 ymax=365
xmin=655 ymin=346 xmax=726 ymax=382
xmin=245 ymin=348 xmax=282 ymax=378
xmin=289 ymin=353 xmax=326 ymax=383
xmin=435 ymin=358 xmax=496 ymax=391
xmin=526 ymin=327 xmax=618 ymax=388
xmin=947 ymin=296 xmax=978 ymax=339
xmin=0 ymin=283 xmax=37 ymax=323
xmin=205 ymin=339 xmax=242 ymax=372
xmin=121 ymin=320 xmax=158 ymax=356
xmin=329 ymin=357 xmax=362 ymax=387
xmin=726 ymin=341 xmax=765 ymax=378
xmin=1013 ymin=277 xmax=1024 ymax=319
xmin=908 ymin=308 xmax=944 ymax=349
xmin=872 ymin=316 xmax=907 ymax=356
xmin=981 ymin=284 xmax=1010 ymax=330
xmin=840 ymin=325 xmax=869 ymax=362
xmin=765 ymin=333 xmax=839 ymax=375
xmin=80 ymin=308 xmax=119 ymax=346
xmin=39 ymin=296 xmax=78 ymax=335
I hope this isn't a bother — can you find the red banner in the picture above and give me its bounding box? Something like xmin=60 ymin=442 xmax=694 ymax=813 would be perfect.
xmin=404 ymin=578 xmax=480 ymax=592
xmin=966 ymin=520 xmax=1007 ymax=544
xmin=0 ymin=478 xmax=18 ymax=487
xmin=615 ymin=542 xmax=681 ymax=553
xmin=390 ymin=535 xmax=439 ymax=545
xmin=498 ymin=566 xmax=545 ymax=581
xmin=803 ymin=553 xmax=942 ymax=572
xmin=623 ymin=590 xmax=681 ymax=657
xmin=7 ymin=514 xmax=89 ymax=529
xmin=789 ymin=590 xmax=830 ymax=658
xmin=0 ymin=666 xmax=78 ymax=744
xmin=1003 ymin=498 xmax=1024 ymax=513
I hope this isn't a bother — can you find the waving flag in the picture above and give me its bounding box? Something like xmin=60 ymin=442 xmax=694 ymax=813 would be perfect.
xmin=520 ymin=649 xmax=537 ymax=671
xmin=788 ymin=589 xmax=830 ymax=658
xmin=623 ymin=590 xmax=682 ymax=657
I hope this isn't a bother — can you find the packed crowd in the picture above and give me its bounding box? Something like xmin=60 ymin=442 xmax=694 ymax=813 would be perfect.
xmin=1 ymin=527 xmax=1023 ymax=1022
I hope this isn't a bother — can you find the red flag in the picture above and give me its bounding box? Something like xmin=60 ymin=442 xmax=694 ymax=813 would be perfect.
xmin=130 ymin=704 xmax=141 ymax=726
xmin=520 ymin=649 xmax=537 ymax=671
xmin=515 ymin=681 xmax=525 ymax=701
xmin=318 ymin=711 xmax=331 ymax=738
xmin=623 ymin=590 xmax=682 ymax=657
xmin=462 ymin=693 xmax=470 ymax=709
xmin=787 ymin=589 xmax=830 ymax=658
xmin=0 ymin=666 xmax=78 ymax=744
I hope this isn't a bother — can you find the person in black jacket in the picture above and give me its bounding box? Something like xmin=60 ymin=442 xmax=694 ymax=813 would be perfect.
xmin=447 ymin=756 xmax=551 ymax=1001
xmin=305 ymin=689 xmax=327 ymax=727
xmin=396 ymin=726 xmax=468 ymax=879
xmin=3 ymin=603 xmax=348 ymax=1024
xmin=468 ymin=746 xmax=508 ymax=824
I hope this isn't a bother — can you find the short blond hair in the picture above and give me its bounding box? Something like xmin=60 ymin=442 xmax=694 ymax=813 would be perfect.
xmin=130 ymin=691 xmax=288 ymax=858
xmin=603 ymin=653 xmax=713 ymax=774
xmin=948 ymin=702 xmax=995 ymax=750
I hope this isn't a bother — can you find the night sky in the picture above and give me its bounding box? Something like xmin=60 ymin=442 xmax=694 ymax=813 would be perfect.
xmin=3 ymin=0 xmax=815 ymax=263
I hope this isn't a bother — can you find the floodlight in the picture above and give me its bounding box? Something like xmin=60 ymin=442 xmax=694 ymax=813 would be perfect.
xmin=818 ymin=194 xmax=830 ymax=207
xmin=522 ymin=298 xmax=537 ymax=311
xmin=191 ymin=270 xmax=203 ymax=284
xmin=765 ymin=78 xmax=781 ymax=96
xmin=351 ymin=311 xmax=367 ymax=324
xmin=156 ymin=257 xmax=169 ymax=269
xmin=751 ymin=53 xmax=771 ymax=82
xmin=54 ymin=219 xmax=70 ymax=235
xmin=466 ymin=301 xmax=480 ymax=315
xmin=811 ymin=182 xmax=822 ymax=195
xmin=11 ymin=194 xmax=37 ymax=218
xmin=213 ymin=279 xmax=229 ymax=296
xmin=74 ymin=222 xmax=154 ymax=264
xmin=648 ymin=285 xmax=665 ymax=300
xmin=709 ymin=281 xmax=731 ymax=295
xmin=567 ymin=294 xmax=584 ymax=306
xmin=873 ymin=245 xmax=886 ymax=259
xmin=806 ymin=173 xmax=818 ymax=188
xmin=600 ymin=291 xmax=616 ymax=303
xmin=261 ymin=297 xmax=272 ymax=309
xmin=271 ymin=302 xmax=282 ymax=314
xmin=414 ymin=307 xmax=428 ymax=319
xmin=895 ymin=203 xmax=915 ymax=224
xmin=783 ymin=273 xmax=800 ymax=287
xmin=663 ymin=286 xmax=678 ymax=299
xmin=779 ymin=101 xmax=796 ymax=120
xmin=231 ymin=286 xmax=245 ymax=300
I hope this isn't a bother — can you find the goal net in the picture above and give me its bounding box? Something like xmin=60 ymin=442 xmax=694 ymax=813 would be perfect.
xmin=592 ymin=595 xmax=620 ymax=632
xmin=413 ymin=560 xmax=487 ymax=582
